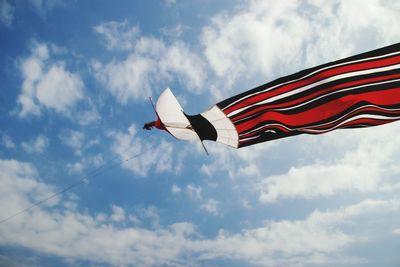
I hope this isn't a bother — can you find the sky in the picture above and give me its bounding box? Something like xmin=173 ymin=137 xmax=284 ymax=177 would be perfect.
xmin=1 ymin=0 xmax=400 ymax=266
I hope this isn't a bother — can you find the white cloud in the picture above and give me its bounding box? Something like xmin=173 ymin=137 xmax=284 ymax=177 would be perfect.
xmin=66 ymin=154 xmax=104 ymax=175
xmin=136 ymin=206 xmax=160 ymax=228
xmin=259 ymin=124 xmax=400 ymax=203
xmin=164 ymin=0 xmax=176 ymax=6
xmin=17 ymin=42 xmax=84 ymax=118
xmin=29 ymin=0 xmax=63 ymax=15
xmin=92 ymin=54 xmax=155 ymax=103
xmin=0 ymin=0 xmax=14 ymax=27
xmin=1 ymin=158 xmax=400 ymax=267
xmin=75 ymin=107 xmax=100 ymax=126
xmin=35 ymin=63 xmax=84 ymax=113
xmin=1 ymin=133 xmax=16 ymax=149
xmin=186 ymin=184 xmax=202 ymax=200
xmin=171 ymin=184 xmax=181 ymax=194
xmin=0 ymin=158 xmax=197 ymax=266
xmin=200 ymin=198 xmax=220 ymax=216
xmin=192 ymin=198 xmax=400 ymax=266
xmin=59 ymin=129 xmax=85 ymax=156
xmin=161 ymin=24 xmax=189 ymax=38
xmin=201 ymin=0 xmax=400 ymax=95
xmin=21 ymin=135 xmax=49 ymax=153
xmin=110 ymin=205 xmax=126 ymax=222
xmin=109 ymin=124 xmax=174 ymax=176
xmin=94 ymin=20 xmax=140 ymax=51
xmin=93 ymin=22 xmax=206 ymax=103
xmin=67 ymin=162 xmax=84 ymax=174
xmin=393 ymin=228 xmax=400 ymax=235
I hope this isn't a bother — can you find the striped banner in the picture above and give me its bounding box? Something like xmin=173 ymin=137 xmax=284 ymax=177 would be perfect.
xmin=217 ymin=43 xmax=400 ymax=147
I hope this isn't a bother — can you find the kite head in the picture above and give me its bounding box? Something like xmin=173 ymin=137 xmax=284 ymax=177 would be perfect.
xmin=153 ymin=88 xmax=239 ymax=148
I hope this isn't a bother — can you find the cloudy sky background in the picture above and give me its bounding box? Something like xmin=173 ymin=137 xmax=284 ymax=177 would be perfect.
xmin=1 ymin=0 xmax=400 ymax=266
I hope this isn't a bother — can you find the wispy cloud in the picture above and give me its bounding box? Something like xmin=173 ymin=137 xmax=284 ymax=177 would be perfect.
xmin=0 ymin=0 xmax=14 ymax=27
xmin=201 ymin=1 xmax=400 ymax=97
xmin=94 ymin=20 xmax=140 ymax=51
xmin=186 ymin=184 xmax=202 ymax=200
xmin=93 ymin=22 xmax=206 ymax=103
xmin=1 ymin=133 xmax=16 ymax=149
xmin=200 ymin=198 xmax=221 ymax=216
xmin=109 ymin=124 xmax=174 ymax=176
xmin=259 ymin=123 xmax=400 ymax=203
xmin=21 ymin=134 xmax=49 ymax=153
xmin=110 ymin=204 xmax=126 ymax=222
xmin=59 ymin=129 xmax=85 ymax=156
xmin=28 ymin=0 xmax=64 ymax=15
xmin=171 ymin=184 xmax=181 ymax=194
xmin=1 ymin=158 xmax=399 ymax=266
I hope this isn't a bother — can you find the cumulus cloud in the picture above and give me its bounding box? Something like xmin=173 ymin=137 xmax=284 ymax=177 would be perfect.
xmin=59 ymin=129 xmax=85 ymax=156
xmin=195 ymin=198 xmax=400 ymax=266
xmin=16 ymin=42 xmax=84 ymax=118
xmin=134 ymin=206 xmax=161 ymax=228
xmin=201 ymin=0 xmax=400 ymax=96
xmin=21 ymin=134 xmax=49 ymax=153
xmin=258 ymin=123 xmax=400 ymax=203
xmin=200 ymin=198 xmax=220 ymax=216
xmin=93 ymin=22 xmax=206 ymax=103
xmin=35 ymin=63 xmax=84 ymax=113
xmin=109 ymin=124 xmax=174 ymax=176
xmin=66 ymin=153 xmax=104 ymax=175
xmin=75 ymin=107 xmax=101 ymax=126
xmin=0 ymin=158 xmax=197 ymax=266
xmin=0 ymin=0 xmax=14 ymax=27
xmin=1 ymin=158 xmax=400 ymax=266
xmin=110 ymin=204 xmax=126 ymax=222
xmin=94 ymin=20 xmax=140 ymax=51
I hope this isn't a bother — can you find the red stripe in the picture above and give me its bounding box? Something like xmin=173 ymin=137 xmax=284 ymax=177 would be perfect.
xmin=310 ymin=117 xmax=396 ymax=132
xmin=301 ymin=106 xmax=400 ymax=131
xmin=238 ymin=106 xmax=396 ymax=139
xmin=238 ymin=117 xmax=396 ymax=146
xmin=225 ymin=55 xmax=400 ymax=115
xmin=236 ymin=87 xmax=400 ymax=134
xmin=231 ymin=72 xmax=400 ymax=123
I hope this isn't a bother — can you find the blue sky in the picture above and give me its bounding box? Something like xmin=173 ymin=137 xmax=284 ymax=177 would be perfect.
xmin=1 ymin=0 xmax=400 ymax=266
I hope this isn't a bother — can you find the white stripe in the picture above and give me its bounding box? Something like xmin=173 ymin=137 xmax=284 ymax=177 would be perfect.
xmin=224 ymin=49 xmax=400 ymax=112
xmin=300 ymin=114 xmax=400 ymax=134
xmin=239 ymin=104 xmax=400 ymax=138
xmin=234 ymin=77 xmax=400 ymax=125
xmin=239 ymin=113 xmax=399 ymax=142
xmin=228 ymin=63 xmax=400 ymax=117
xmin=274 ymin=78 xmax=400 ymax=111
xmin=296 ymin=104 xmax=400 ymax=131
xmin=240 ymin=124 xmax=290 ymax=138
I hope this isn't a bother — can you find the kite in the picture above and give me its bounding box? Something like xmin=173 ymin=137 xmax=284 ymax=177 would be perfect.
xmin=144 ymin=43 xmax=400 ymax=148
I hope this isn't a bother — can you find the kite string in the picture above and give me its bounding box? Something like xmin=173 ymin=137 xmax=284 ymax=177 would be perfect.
xmin=0 ymin=140 xmax=153 ymax=225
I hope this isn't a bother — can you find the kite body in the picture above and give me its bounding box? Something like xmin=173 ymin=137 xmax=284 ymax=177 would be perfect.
xmin=149 ymin=43 xmax=400 ymax=148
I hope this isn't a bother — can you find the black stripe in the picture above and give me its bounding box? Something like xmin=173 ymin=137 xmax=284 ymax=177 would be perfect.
xmin=238 ymin=102 xmax=400 ymax=136
xmin=217 ymin=43 xmax=400 ymax=110
xmin=185 ymin=114 xmax=217 ymax=141
xmin=239 ymin=130 xmax=301 ymax=148
xmin=229 ymin=69 xmax=400 ymax=122
xmin=238 ymin=108 xmax=400 ymax=148
xmin=231 ymin=80 xmax=400 ymax=127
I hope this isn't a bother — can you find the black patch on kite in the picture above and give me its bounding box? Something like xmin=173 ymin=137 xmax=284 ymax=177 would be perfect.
xmin=185 ymin=114 xmax=218 ymax=141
